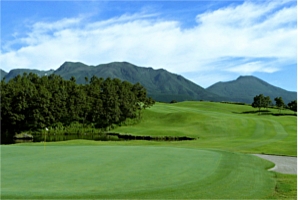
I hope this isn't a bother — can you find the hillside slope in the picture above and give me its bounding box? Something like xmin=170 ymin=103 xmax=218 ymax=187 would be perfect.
xmin=1 ymin=69 xmax=7 ymax=80
xmin=53 ymin=61 xmax=221 ymax=102
xmin=4 ymin=69 xmax=54 ymax=81
xmin=206 ymin=76 xmax=296 ymax=104
xmin=1 ymin=62 xmax=296 ymax=103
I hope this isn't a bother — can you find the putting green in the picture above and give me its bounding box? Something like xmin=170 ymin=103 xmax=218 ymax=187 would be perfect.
xmin=1 ymin=145 xmax=275 ymax=199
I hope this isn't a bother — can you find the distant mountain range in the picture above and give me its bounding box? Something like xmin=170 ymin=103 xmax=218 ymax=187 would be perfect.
xmin=1 ymin=61 xmax=296 ymax=104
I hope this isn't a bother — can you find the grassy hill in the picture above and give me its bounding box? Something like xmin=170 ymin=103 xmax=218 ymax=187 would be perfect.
xmin=207 ymin=75 xmax=297 ymax=104
xmin=1 ymin=101 xmax=296 ymax=199
xmin=113 ymin=101 xmax=297 ymax=156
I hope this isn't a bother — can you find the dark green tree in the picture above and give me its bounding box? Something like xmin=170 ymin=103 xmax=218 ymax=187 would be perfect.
xmin=115 ymin=80 xmax=132 ymax=122
xmin=264 ymin=96 xmax=272 ymax=110
xmin=287 ymin=100 xmax=297 ymax=113
xmin=1 ymin=73 xmax=155 ymax=138
xmin=274 ymin=97 xmax=285 ymax=113
xmin=100 ymin=78 xmax=121 ymax=128
xmin=46 ymin=74 xmax=68 ymax=126
xmin=252 ymin=94 xmax=271 ymax=113
xmin=252 ymin=94 xmax=265 ymax=114
xmin=87 ymin=76 xmax=104 ymax=127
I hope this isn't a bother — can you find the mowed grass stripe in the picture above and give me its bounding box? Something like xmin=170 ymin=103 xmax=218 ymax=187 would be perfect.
xmin=1 ymin=145 xmax=275 ymax=199
xmin=115 ymin=102 xmax=296 ymax=155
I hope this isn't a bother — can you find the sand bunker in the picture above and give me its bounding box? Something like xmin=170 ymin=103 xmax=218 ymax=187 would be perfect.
xmin=253 ymin=154 xmax=297 ymax=174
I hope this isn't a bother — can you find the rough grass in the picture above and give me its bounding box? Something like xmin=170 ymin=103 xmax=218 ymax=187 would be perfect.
xmin=267 ymin=173 xmax=297 ymax=199
xmin=1 ymin=145 xmax=276 ymax=199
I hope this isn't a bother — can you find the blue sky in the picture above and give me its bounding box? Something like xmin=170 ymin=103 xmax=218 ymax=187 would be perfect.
xmin=1 ymin=0 xmax=297 ymax=91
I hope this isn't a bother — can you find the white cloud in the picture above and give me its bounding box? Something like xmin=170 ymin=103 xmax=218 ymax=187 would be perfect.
xmin=226 ymin=61 xmax=280 ymax=74
xmin=0 ymin=1 xmax=296 ymax=88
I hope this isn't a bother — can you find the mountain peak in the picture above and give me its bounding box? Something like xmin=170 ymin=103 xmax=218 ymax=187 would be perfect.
xmin=237 ymin=75 xmax=249 ymax=79
xmin=55 ymin=62 xmax=90 ymax=74
xmin=207 ymin=75 xmax=296 ymax=103
xmin=60 ymin=61 xmax=87 ymax=68
xmin=236 ymin=75 xmax=258 ymax=80
xmin=2 ymin=62 xmax=296 ymax=103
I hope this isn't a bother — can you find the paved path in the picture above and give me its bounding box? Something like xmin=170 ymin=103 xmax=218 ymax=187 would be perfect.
xmin=253 ymin=154 xmax=297 ymax=174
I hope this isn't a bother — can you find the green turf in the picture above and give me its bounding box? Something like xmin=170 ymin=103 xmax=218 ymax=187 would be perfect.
xmin=114 ymin=101 xmax=297 ymax=156
xmin=1 ymin=101 xmax=296 ymax=199
xmin=1 ymin=145 xmax=275 ymax=199
xmin=267 ymin=172 xmax=297 ymax=199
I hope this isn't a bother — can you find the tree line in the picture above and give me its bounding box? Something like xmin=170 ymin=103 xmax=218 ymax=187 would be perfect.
xmin=1 ymin=73 xmax=155 ymax=135
xmin=252 ymin=94 xmax=296 ymax=113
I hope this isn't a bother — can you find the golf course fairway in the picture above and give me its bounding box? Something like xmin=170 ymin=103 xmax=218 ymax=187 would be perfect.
xmin=1 ymin=145 xmax=275 ymax=199
xmin=114 ymin=101 xmax=297 ymax=156
xmin=1 ymin=101 xmax=296 ymax=199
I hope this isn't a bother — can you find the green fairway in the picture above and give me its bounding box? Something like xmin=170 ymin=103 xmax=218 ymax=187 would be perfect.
xmin=1 ymin=145 xmax=275 ymax=199
xmin=114 ymin=101 xmax=297 ymax=156
xmin=1 ymin=101 xmax=296 ymax=199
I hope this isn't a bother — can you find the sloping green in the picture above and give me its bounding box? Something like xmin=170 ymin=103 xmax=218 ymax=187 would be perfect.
xmin=207 ymin=75 xmax=297 ymax=104
xmin=1 ymin=145 xmax=275 ymax=199
xmin=114 ymin=101 xmax=297 ymax=156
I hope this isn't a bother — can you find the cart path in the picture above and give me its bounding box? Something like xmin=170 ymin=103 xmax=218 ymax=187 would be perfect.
xmin=253 ymin=154 xmax=297 ymax=174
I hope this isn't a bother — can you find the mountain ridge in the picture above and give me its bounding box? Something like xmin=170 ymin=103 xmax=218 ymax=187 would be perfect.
xmin=1 ymin=69 xmax=7 ymax=80
xmin=207 ymin=75 xmax=296 ymax=104
xmin=1 ymin=61 xmax=296 ymax=103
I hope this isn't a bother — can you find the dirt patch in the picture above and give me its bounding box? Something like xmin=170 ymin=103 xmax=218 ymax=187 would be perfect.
xmin=253 ymin=154 xmax=297 ymax=174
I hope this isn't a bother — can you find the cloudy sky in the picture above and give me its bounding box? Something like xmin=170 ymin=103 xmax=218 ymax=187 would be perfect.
xmin=1 ymin=0 xmax=297 ymax=91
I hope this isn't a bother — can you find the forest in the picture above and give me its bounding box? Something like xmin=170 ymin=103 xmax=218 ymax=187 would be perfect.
xmin=1 ymin=73 xmax=155 ymax=137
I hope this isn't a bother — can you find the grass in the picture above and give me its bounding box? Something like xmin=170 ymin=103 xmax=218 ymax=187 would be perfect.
xmin=114 ymin=101 xmax=297 ymax=156
xmin=1 ymin=145 xmax=276 ymax=199
xmin=1 ymin=101 xmax=296 ymax=199
xmin=268 ymin=173 xmax=297 ymax=199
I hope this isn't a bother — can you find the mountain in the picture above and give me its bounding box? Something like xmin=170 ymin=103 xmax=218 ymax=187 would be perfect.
xmin=53 ymin=62 xmax=221 ymax=102
xmin=1 ymin=69 xmax=7 ymax=80
xmin=1 ymin=62 xmax=296 ymax=103
xmin=206 ymin=76 xmax=297 ymax=104
xmin=4 ymin=69 xmax=54 ymax=81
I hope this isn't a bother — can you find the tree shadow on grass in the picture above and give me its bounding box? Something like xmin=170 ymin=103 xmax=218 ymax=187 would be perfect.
xmin=233 ymin=110 xmax=270 ymax=114
xmin=271 ymin=113 xmax=297 ymax=116
xmin=232 ymin=110 xmax=297 ymax=116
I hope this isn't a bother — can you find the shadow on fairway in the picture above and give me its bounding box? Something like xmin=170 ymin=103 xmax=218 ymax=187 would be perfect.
xmin=232 ymin=110 xmax=296 ymax=116
xmin=107 ymin=132 xmax=197 ymax=141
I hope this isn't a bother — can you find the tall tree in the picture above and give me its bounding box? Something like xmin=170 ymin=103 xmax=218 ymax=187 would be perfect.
xmin=252 ymin=94 xmax=265 ymax=114
xmin=287 ymin=100 xmax=297 ymax=113
xmin=274 ymin=97 xmax=285 ymax=113
xmin=100 ymin=78 xmax=121 ymax=128
xmin=46 ymin=74 xmax=68 ymax=126
xmin=264 ymin=96 xmax=272 ymax=110
xmin=116 ymin=80 xmax=137 ymax=123
xmin=1 ymin=73 xmax=155 ymax=137
xmin=86 ymin=76 xmax=104 ymax=127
